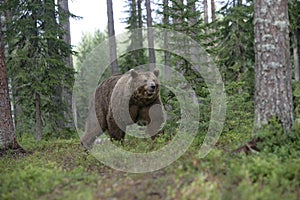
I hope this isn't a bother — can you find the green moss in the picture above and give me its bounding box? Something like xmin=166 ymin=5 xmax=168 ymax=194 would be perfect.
xmin=1 ymin=128 xmax=300 ymax=200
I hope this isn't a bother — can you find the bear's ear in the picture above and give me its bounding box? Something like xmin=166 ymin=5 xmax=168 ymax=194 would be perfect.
xmin=153 ymin=69 xmax=160 ymax=77
xmin=130 ymin=69 xmax=138 ymax=78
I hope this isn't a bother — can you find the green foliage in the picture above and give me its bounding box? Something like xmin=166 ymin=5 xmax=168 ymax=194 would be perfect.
xmin=224 ymin=82 xmax=254 ymax=133
xmin=119 ymin=0 xmax=146 ymax=72
xmin=74 ymin=30 xmax=107 ymax=71
xmin=1 ymin=0 xmax=75 ymax=136
xmin=73 ymin=30 xmax=110 ymax=130
xmin=1 ymin=84 xmax=300 ymax=199
xmin=212 ymin=0 xmax=255 ymax=94
xmin=155 ymin=0 xmax=211 ymax=142
xmin=0 ymin=139 xmax=99 ymax=200
xmin=254 ymin=118 xmax=299 ymax=156
xmin=1 ymin=0 xmax=300 ymax=197
xmin=289 ymin=0 xmax=300 ymax=31
xmin=2 ymin=132 xmax=300 ymax=199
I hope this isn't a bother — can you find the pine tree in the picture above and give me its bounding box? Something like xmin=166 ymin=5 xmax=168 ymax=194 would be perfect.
xmin=107 ymin=0 xmax=119 ymax=74
xmin=121 ymin=0 xmax=146 ymax=71
xmin=0 ymin=13 xmax=22 ymax=150
xmin=145 ymin=0 xmax=156 ymax=70
xmin=254 ymin=0 xmax=293 ymax=131
xmin=289 ymin=0 xmax=300 ymax=81
xmin=164 ymin=0 xmax=204 ymax=72
xmin=74 ymin=30 xmax=108 ymax=130
xmin=58 ymin=0 xmax=75 ymax=130
xmin=211 ymin=0 xmax=216 ymax=22
xmin=163 ymin=0 xmax=171 ymax=80
xmin=203 ymin=0 xmax=208 ymax=25
xmin=2 ymin=0 xmax=75 ymax=139
xmin=213 ymin=0 xmax=255 ymax=94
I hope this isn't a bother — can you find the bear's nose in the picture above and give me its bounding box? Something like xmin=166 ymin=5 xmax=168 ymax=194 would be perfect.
xmin=150 ymin=82 xmax=156 ymax=90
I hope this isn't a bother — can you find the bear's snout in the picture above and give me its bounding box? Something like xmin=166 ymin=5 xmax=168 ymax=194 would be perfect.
xmin=148 ymin=82 xmax=156 ymax=93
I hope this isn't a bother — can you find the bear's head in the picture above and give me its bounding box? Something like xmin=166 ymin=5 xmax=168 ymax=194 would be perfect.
xmin=130 ymin=69 xmax=160 ymax=104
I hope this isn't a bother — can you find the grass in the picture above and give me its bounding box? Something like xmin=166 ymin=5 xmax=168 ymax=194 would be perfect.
xmin=1 ymin=129 xmax=300 ymax=200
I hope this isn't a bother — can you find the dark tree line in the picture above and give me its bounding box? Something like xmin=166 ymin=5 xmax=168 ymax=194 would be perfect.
xmin=1 ymin=0 xmax=300 ymax=150
xmin=0 ymin=0 xmax=76 ymax=148
xmin=117 ymin=0 xmax=298 ymax=136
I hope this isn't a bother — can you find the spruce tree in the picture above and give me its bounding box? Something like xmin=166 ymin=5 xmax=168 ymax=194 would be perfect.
xmin=2 ymin=0 xmax=75 ymax=139
xmin=213 ymin=0 xmax=255 ymax=95
xmin=121 ymin=0 xmax=146 ymax=71
xmin=0 ymin=13 xmax=23 ymax=150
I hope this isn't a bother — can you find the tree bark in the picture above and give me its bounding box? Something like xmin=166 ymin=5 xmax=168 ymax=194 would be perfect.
xmin=137 ymin=0 xmax=144 ymax=51
xmin=254 ymin=0 xmax=293 ymax=131
xmin=58 ymin=0 xmax=75 ymax=129
xmin=145 ymin=0 xmax=156 ymax=70
xmin=236 ymin=0 xmax=245 ymax=94
xmin=163 ymin=0 xmax=171 ymax=80
xmin=211 ymin=0 xmax=216 ymax=22
xmin=293 ymin=29 xmax=300 ymax=81
xmin=203 ymin=0 xmax=208 ymax=25
xmin=58 ymin=0 xmax=72 ymax=48
xmin=188 ymin=0 xmax=197 ymax=32
xmin=211 ymin=0 xmax=217 ymax=37
xmin=35 ymin=93 xmax=42 ymax=141
xmin=0 ymin=18 xmax=20 ymax=150
xmin=107 ymin=0 xmax=119 ymax=75
xmin=173 ymin=0 xmax=185 ymax=70
xmin=173 ymin=0 xmax=183 ymax=31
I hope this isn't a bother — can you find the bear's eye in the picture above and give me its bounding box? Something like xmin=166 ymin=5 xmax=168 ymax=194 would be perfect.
xmin=143 ymin=79 xmax=147 ymax=83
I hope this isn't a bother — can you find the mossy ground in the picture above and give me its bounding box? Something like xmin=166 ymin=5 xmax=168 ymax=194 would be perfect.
xmin=1 ymin=130 xmax=300 ymax=200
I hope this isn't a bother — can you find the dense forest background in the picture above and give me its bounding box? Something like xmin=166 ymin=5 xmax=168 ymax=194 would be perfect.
xmin=1 ymin=0 xmax=299 ymax=142
xmin=0 ymin=0 xmax=300 ymax=199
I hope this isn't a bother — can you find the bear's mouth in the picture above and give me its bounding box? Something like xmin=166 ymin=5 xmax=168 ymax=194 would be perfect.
xmin=136 ymin=85 xmax=158 ymax=98
xmin=148 ymin=88 xmax=155 ymax=93
xmin=147 ymin=91 xmax=155 ymax=97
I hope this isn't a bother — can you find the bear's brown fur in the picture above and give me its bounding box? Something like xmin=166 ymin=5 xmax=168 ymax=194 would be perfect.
xmin=81 ymin=69 xmax=164 ymax=149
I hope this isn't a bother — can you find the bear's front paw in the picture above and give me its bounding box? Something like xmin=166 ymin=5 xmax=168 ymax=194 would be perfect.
xmin=81 ymin=140 xmax=93 ymax=151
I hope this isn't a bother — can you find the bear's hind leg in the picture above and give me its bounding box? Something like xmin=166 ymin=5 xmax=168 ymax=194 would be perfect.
xmin=81 ymin=100 xmax=106 ymax=149
xmin=107 ymin=114 xmax=126 ymax=144
xmin=81 ymin=126 xmax=102 ymax=150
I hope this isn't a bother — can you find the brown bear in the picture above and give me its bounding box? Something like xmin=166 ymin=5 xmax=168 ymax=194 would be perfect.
xmin=81 ymin=69 xmax=164 ymax=149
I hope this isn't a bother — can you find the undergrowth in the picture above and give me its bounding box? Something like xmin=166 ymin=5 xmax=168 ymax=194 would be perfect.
xmin=1 ymin=126 xmax=299 ymax=200
xmin=1 ymin=89 xmax=300 ymax=199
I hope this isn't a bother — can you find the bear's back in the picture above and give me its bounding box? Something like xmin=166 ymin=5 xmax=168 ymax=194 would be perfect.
xmin=94 ymin=74 xmax=123 ymax=118
xmin=96 ymin=74 xmax=122 ymax=97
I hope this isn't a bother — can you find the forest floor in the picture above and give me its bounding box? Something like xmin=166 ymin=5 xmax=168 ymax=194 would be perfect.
xmin=1 ymin=131 xmax=300 ymax=200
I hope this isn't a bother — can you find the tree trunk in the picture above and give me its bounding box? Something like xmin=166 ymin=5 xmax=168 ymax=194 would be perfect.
xmin=211 ymin=0 xmax=216 ymax=22
xmin=107 ymin=0 xmax=119 ymax=75
xmin=45 ymin=0 xmax=64 ymax=131
xmin=0 ymin=18 xmax=20 ymax=150
xmin=188 ymin=0 xmax=197 ymax=35
xmin=173 ymin=0 xmax=184 ymax=70
xmin=145 ymin=0 xmax=156 ymax=70
xmin=203 ymin=0 xmax=208 ymax=25
xmin=236 ymin=0 xmax=244 ymax=94
xmin=173 ymin=0 xmax=183 ymax=31
xmin=163 ymin=0 xmax=171 ymax=80
xmin=137 ymin=0 xmax=144 ymax=52
xmin=58 ymin=0 xmax=75 ymax=130
xmin=293 ymin=29 xmax=300 ymax=81
xmin=4 ymin=2 xmax=20 ymax=130
xmin=58 ymin=0 xmax=72 ymax=48
xmin=211 ymin=0 xmax=216 ymax=38
xmin=254 ymin=0 xmax=293 ymax=131
xmin=35 ymin=93 xmax=42 ymax=141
